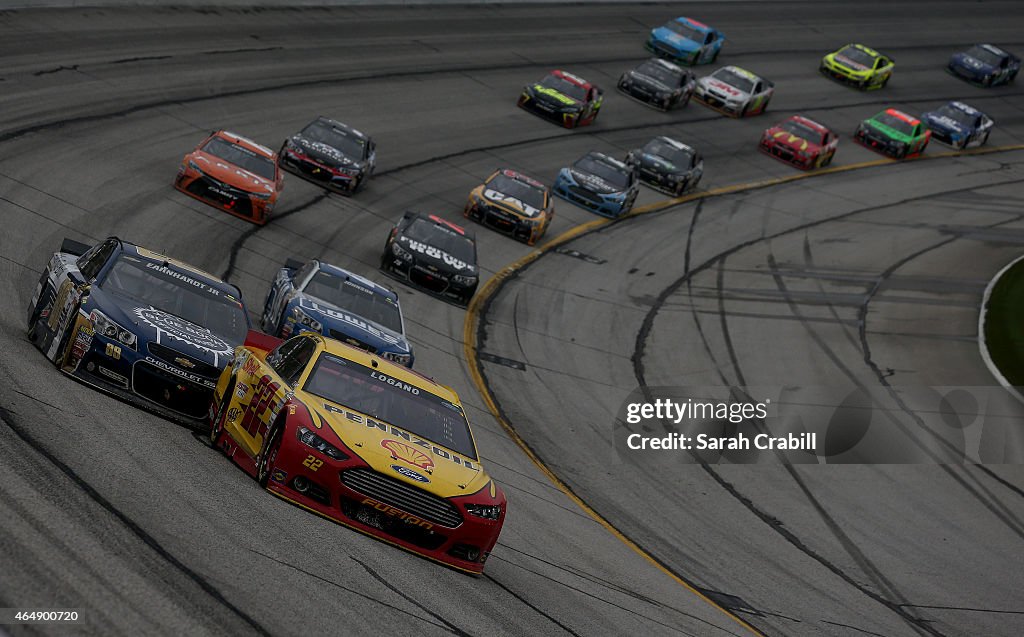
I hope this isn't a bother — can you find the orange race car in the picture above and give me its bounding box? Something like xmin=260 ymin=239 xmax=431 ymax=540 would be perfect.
xmin=175 ymin=130 xmax=283 ymax=225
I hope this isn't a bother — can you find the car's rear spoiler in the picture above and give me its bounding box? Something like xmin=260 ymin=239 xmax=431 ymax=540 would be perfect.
xmin=244 ymin=329 xmax=283 ymax=355
xmin=284 ymin=257 xmax=304 ymax=271
xmin=60 ymin=237 xmax=93 ymax=257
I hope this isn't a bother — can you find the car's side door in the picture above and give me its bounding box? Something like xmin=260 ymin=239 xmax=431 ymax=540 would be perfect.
xmin=228 ymin=336 xmax=314 ymax=458
xmin=697 ymin=31 xmax=716 ymax=63
xmin=262 ymin=261 xmax=314 ymax=335
xmin=874 ymin=56 xmax=894 ymax=84
xmin=910 ymin=124 xmax=927 ymax=153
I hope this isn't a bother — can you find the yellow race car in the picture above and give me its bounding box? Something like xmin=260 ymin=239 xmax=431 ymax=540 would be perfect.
xmin=464 ymin=169 xmax=553 ymax=245
xmin=820 ymin=43 xmax=893 ymax=90
xmin=208 ymin=331 xmax=506 ymax=574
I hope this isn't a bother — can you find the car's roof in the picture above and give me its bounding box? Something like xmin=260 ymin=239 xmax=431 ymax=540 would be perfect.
xmin=841 ymin=43 xmax=881 ymax=57
xmin=123 ymin=243 xmax=242 ymax=298
xmin=308 ymin=116 xmax=369 ymax=141
xmin=674 ymin=16 xmax=713 ymax=33
xmin=406 ymin=212 xmax=475 ymax=241
xmin=487 ymin=168 xmax=547 ymax=191
xmin=550 ymin=69 xmax=593 ymax=90
xmin=881 ymin=108 xmax=921 ymax=125
xmin=787 ymin=115 xmax=830 ymax=133
xmin=213 ymin=130 xmax=276 ymax=158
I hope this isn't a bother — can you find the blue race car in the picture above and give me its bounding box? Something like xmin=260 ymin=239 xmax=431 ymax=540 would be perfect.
xmin=553 ymin=151 xmax=639 ymax=218
xmin=921 ymin=101 xmax=994 ymax=149
xmin=260 ymin=259 xmax=414 ymax=367
xmin=27 ymin=237 xmax=250 ymax=422
xmin=947 ymin=44 xmax=1020 ymax=87
xmin=645 ymin=16 xmax=725 ymax=66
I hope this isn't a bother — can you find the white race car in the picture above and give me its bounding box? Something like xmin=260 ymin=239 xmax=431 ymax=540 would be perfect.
xmin=693 ymin=65 xmax=774 ymax=117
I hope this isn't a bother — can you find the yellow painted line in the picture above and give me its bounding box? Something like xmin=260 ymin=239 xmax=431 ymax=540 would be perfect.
xmin=462 ymin=142 xmax=1024 ymax=636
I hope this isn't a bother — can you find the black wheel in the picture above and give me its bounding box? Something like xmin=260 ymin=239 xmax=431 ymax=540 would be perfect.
xmin=209 ymin=378 xmax=235 ymax=448
xmin=350 ymin=174 xmax=364 ymax=194
xmin=257 ymin=421 xmax=284 ymax=488
xmin=710 ymin=48 xmax=720 ymax=63
xmin=739 ymin=103 xmax=749 ymax=118
xmin=895 ymin=146 xmax=908 ymax=160
xmin=823 ymin=151 xmax=835 ymax=167
xmin=981 ymin=130 xmax=991 ymax=146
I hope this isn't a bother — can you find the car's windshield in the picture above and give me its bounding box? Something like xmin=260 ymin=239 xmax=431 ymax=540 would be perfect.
xmin=636 ymin=61 xmax=682 ymax=86
xmin=937 ymin=105 xmax=978 ymax=127
xmin=201 ymin=136 xmax=276 ymax=180
xmin=966 ymin=45 xmax=1002 ymax=66
xmin=712 ymin=68 xmax=755 ymax=93
xmin=302 ymin=270 xmax=403 ymax=334
xmin=405 ymin=219 xmax=477 ymax=263
xmin=539 ymin=75 xmax=587 ymax=101
xmin=643 ymin=139 xmax=694 ymax=167
xmin=486 ymin=173 xmax=547 ymax=211
xmin=574 ymin=156 xmax=631 ymax=188
xmin=874 ymin=112 xmax=915 ymax=136
xmin=837 ymin=46 xmax=877 ymax=68
xmin=664 ymin=20 xmax=701 ymax=42
xmin=100 ymin=255 xmax=248 ymax=343
xmin=781 ymin=120 xmax=826 ymax=144
xmin=300 ymin=120 xmax=367 ymax=160
xmin=305 ymin=353 xmax=477 ymax=459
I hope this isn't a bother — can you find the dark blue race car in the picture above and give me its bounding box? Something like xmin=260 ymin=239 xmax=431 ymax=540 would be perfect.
xmin=947 ymin=44 xmax=1020 ymax=87
xmin=921 ymin=101 xmax=994 ymax=149
xmin=260 ymin=259 xmax=413 ymax=367
xmin=553 ymin=151 xmax=639 ymax=218
xmin=645 ymin=16 xmax=725 ymax=66
xmin=27 ymin=237 xmax=250 ymax=422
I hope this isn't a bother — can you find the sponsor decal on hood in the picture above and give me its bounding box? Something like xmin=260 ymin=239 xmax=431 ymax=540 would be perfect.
xmin=398 ymin=237 xmax=473 ymax=271
xmin=298 ymin=297 xmax=403 ymax=346
xmin=834 ymin=55 xmax=869 ymax=71
xmin=483 ymin=188 xmax=542 ymax=218
xmin=295 ymin=136 xmax=356 ymax=166
xmin=132 ymin=306 xmax=233 ymax=359
xmin=570 ymin=170 xmax=619 ymax=194
xmin=705 ymin=79 xmax=744 ymax=96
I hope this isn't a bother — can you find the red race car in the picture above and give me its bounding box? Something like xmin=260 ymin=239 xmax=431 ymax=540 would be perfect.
xmin=175 ymin=130 xmax=283 ymax=225
xmin=517 ymin=69 xmax=604 ymax=128
xmin=759 ymin=115 xmax=838 ymax=170
xmin=209 ymin=331 xmax=506 ymax=574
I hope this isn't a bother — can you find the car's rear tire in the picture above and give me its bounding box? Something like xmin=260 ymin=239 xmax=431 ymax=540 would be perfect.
xmin=257 ymin=420 xmax=284 ymax=488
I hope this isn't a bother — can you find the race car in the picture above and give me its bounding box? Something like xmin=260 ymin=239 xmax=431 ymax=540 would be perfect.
xmin=617 ymin=58 xmax=696 ymax=111
xmin=921 ymin=101 xmax=994 ymax=149
xmin=27 ymin=236 xmax=250 ymax=423
xmin=693 ymin=66 xmax=774 ymax=117
xmin=278 ymin=116 xmax=376 ymax=194
xmin=380 ymin=213 xmax=479 ymax=306
xmin=464 ymin=169 xmax=553 ymax=245
xmin=517 ymin=70 xmax=604 ymax=128
xmin=759 ymin=115 xmax=839 ymax=170
xmin=208 ymin=331 xmax=506 ymax=574
xmin=947 ymin=44 xmax=1020 ymax=86
xmin=854 ymin=109 xmax=931 ymax=159
xmin=625 ymin=136 xmax=704 ymax=196
xmin=645 ymin=16 xmax=725 ymax=66
xmin=175 ymin=130 xmax=282 ymax=225
xmin=260 ymin=259 xmax=414 ymax=367
xmin=819 ymin=44 xmax=894 ymax=90
xmin=553 ymin=151 xmax=639 ymax=218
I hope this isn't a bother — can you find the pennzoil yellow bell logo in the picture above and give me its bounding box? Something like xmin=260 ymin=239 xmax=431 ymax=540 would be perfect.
xmin=381 ymin=439 xmax=435 ymax=471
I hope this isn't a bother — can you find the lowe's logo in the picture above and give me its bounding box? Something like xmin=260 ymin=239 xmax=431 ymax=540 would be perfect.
xmin=390 ymin=464 xmax=430 ymax=483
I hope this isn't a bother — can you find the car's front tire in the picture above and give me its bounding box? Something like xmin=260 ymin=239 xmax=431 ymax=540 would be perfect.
xmin=257 ymin=420 xmax=284 ymax=488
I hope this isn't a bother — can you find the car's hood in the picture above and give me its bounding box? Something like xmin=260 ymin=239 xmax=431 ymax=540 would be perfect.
xmin=952 ymin=52 xmax=995 ymax=73
xmin=308 ymin=397 xmax=490 ymax=498
xmin=481 ymin=187 xmax=543 ymax=218
xmin=568 ymin=168 xmax=622 ymax=195
xmin=637 ymin=152 xmax=686 ymax=175
xmin=830 ymin=52 xmax=870 ymax=72
xmin=96 ymin=289 xmax=237 ymax=368
xmin=765 ymin=128 xmax=822 ymax=153
xmin=921 ymin=112 xmax=968 ymax=133
xmin=528 ymin=84 xmax=580 ymax=108
xmin=397 ymin=235 xmax=476 ymax=274
xmin=291 ymin=135 xmax=361 ymax=170
xmin=651 ymin=26 xmax=700 ymax=52
xmin=699 ymin=77 xmax=750 ymax=98
xmin=296 ymin=296 xmax=409 ymax=352
xmin=627 ymin=70 xmax=672 ymax=92
xmin=864 ymin=119 xmax=911 ymax=141
xmin=191 ymin=151 xmax=275 ymax=194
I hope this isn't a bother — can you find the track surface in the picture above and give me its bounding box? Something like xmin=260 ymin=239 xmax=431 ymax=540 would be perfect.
xmin=0 ymin=3 xmax=1021 ymax=636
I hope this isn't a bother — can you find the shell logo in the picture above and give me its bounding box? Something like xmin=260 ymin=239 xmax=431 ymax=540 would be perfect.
xmin=381 ymin=439 xmax=435 ymax=471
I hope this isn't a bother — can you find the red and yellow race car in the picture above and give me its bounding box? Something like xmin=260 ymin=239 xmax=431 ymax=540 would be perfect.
xmin=175 ymin=130 xmax=283 ymax=225
xmin=209 ymin=331 xmax=506 ymax=574
xmin=758 ymin=115 xmax=838 ymax=170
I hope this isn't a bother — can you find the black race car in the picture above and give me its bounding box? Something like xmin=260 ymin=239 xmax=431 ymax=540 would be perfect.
xmin=625 ymin=136 xmax=704 ymax=196
xmin=380 ymin=212 xmax=479 ymax=305
xmin=27 ymin=237 xmax=251 ymax=423
xmin=279 ymin=116 xmax=376 ymax=194
xmin=617 ymin=58 xmax=696 ymax=111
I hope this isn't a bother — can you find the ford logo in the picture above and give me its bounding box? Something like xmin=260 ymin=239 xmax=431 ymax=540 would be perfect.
xmin=391 ymin=464 xmax=430 ymax=483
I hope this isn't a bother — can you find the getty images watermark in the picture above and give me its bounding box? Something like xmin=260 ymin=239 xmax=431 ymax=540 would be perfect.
xmin=614 ymin=386 xmax=1024 ymax=464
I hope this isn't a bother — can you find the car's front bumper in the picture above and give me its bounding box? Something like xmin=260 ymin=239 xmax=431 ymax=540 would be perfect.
xmin=279 ymin=150 xmax=359 ymax=193
xmin=464 ymin=202 xmax=542 ymax=244
xmin=380 ymin=256 xmax=476 ymax=305
xmin=174 ymin=170 xmax=273 ymax=224
xmin=553 ymin=179 xmax=627 ymax=218
xmin=758 ymin=138 xmax=817 ymax=169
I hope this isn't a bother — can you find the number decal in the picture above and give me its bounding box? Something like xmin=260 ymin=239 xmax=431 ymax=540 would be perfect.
xmin=240 ymin=374 xmax=281 ymax=439
xmin=303 ymin=455 xmax=323 ymax=471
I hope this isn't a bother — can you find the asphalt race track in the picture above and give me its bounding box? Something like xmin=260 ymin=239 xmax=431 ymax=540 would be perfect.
xmin=1 ymin=3 xmax=1023 ymax=636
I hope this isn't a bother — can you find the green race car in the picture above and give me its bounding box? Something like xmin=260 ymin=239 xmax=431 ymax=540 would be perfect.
xmin=853 ymin=108 xmax=931 ymax=159
xmin=820 ymin=44 xmax=894 ymax=90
